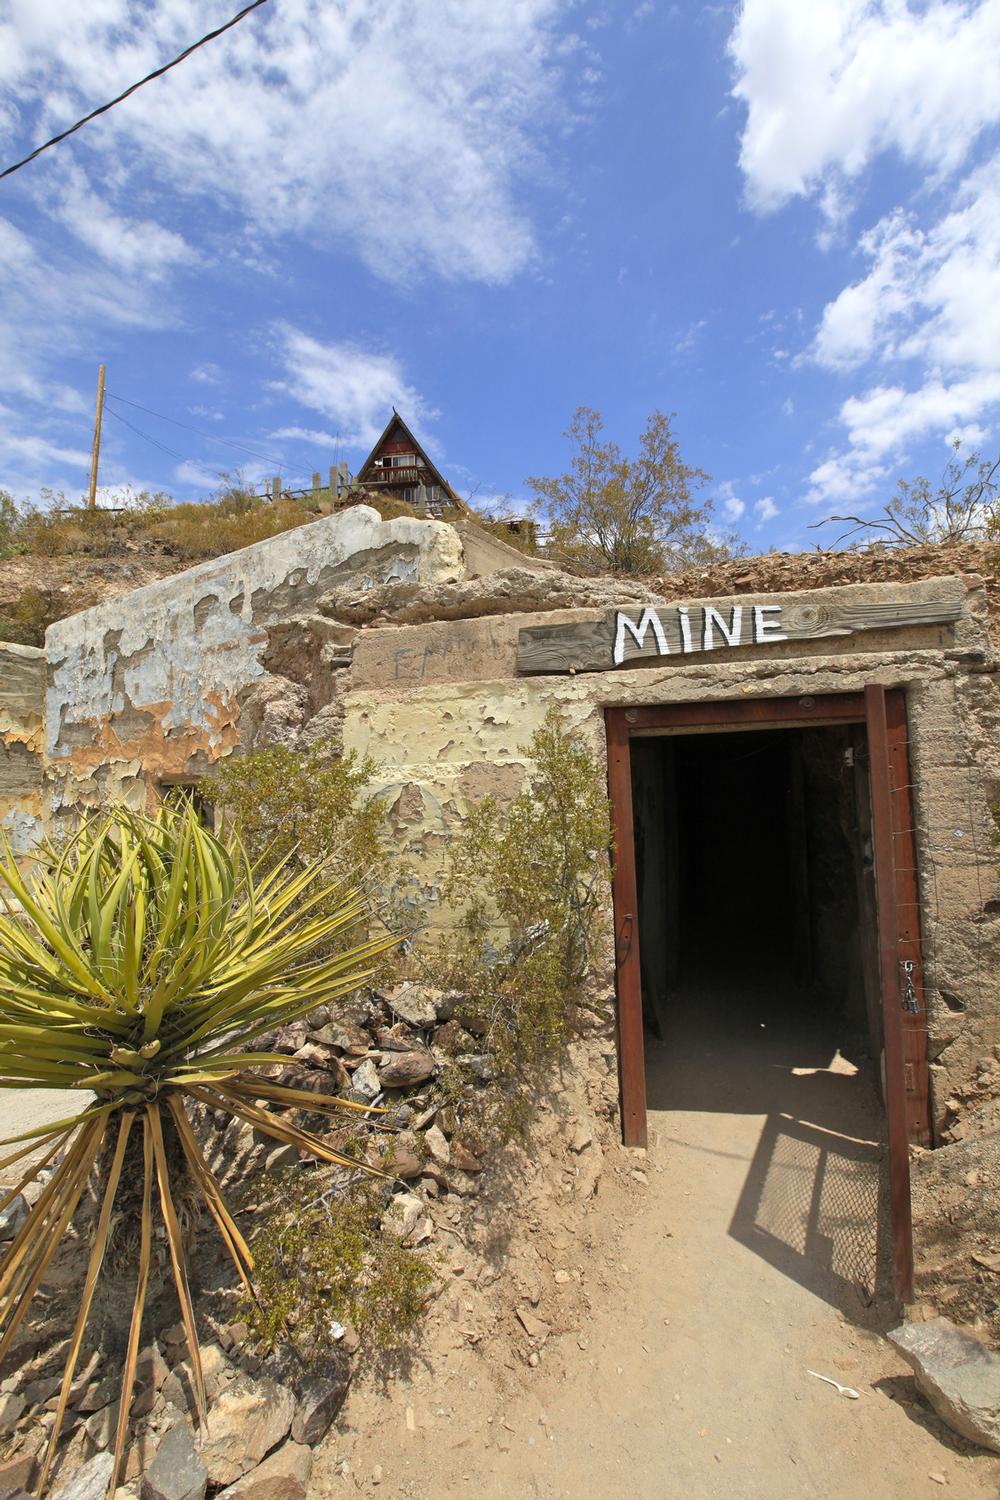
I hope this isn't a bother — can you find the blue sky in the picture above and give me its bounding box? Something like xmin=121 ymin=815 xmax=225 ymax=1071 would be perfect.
xmin=2 ymin=1 xmax=1000 ymax=553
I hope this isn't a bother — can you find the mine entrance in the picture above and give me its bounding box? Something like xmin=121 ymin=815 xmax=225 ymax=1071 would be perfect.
xmin=606 ymin=691 xmax=931 ymax=1301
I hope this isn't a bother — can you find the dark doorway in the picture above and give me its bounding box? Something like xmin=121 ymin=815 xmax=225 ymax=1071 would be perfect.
xmin=630 ymin=726 xmax=877 ymax=1045
xmin=606 ymin=691 xmax=931 ymax=1303
xmin=630 ymin=723 xmax=891 ymax=1309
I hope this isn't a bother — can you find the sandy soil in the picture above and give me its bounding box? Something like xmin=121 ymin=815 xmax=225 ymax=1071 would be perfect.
xmin=329 ymin=987 xmax=1000 ymax=1499
xmin=0 ymin=1089 xmax=94 ymax=1180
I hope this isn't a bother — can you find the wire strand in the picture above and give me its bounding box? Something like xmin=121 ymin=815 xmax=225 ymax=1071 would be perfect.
xmin=0 ymin=0 xmax=270 ymax=182
xmin=102 ymin=405 xmax=193 ymax=466
xmin=104 ymin=392 xmax=311 ymax=476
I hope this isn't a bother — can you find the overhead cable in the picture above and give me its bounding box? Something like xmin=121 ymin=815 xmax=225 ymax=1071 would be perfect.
xmin=104 ymin=391 xmax=311 ymax=476
xmin=0 ymin=0 xmax=270 ymax=182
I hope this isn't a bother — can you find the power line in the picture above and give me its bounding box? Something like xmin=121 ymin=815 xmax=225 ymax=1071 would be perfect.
xmin=104 ymin=391 xmax=312 ymax=476
xmin=103 ymin=404 xmax=194 ymax=465
xmin=0 ymin=0 xmax=270 ymax=182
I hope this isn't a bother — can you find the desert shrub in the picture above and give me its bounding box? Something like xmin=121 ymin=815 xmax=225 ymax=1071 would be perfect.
xmin=0 ymin=492 xmax=22 ymax=558
xmin=432 ymin=708 xmax=612 ymax=1138
xmin=0 ymin=588 xmax=55 ymax=645
xmin=243 ymin=1172 xmax=433 ymax=1359
xmin=0 ymin=802 xmax=395 ymax=1494
xmin=204 ymin=740 xmax=388 ymax=876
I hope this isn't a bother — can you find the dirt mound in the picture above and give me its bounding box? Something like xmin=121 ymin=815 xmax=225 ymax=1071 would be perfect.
xmin=652 ymin=538 xmax=1000 ymax=639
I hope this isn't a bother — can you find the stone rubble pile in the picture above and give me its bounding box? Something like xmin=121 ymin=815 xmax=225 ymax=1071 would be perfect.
xmin=0 ymin=981 xmax=609 ymax=1498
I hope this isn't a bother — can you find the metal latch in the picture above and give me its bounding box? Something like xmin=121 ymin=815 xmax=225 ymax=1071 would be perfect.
xmin=900 ymin=959 xmax=920 ymax=1015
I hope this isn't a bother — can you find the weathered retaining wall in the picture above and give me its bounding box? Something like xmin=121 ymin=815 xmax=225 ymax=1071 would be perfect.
xmin=0 ymin=642 xmax=45 ymax=850
xmin=42 ymin=507 xmax=465 ymax=815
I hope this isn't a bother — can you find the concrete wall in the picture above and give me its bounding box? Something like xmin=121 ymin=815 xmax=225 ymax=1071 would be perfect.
xmin=0 ymin=642 xmax=45 ymax=850
xmin=339 ymin=572 xmax=999 ymax=1122
xmin=42 ymin=506 xmax=465 ymax=815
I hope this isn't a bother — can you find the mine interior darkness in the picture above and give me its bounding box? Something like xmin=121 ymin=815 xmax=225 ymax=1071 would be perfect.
xmin=630 ymin=725 xmax=879 ymax=1056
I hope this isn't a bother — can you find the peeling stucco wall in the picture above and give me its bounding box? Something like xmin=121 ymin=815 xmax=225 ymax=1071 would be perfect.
xmin=43 ymin=506 xmax=464 ymax=813
xmin=339 ymin=573 xmax=999 ymax=1122
xmin=0 ymin=642 xmax=45 ymax=849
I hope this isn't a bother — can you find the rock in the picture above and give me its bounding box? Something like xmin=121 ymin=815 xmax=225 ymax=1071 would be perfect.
xmin=888 ymin=1316 xmax=1000 ymax=1452
xmin=407 ymin=1217 xmax=434 ymax=1246
xmin=50 ymin=1453 xmax=115 ymax=1500
xmin=378 ymin=984 xmax=439 ymax=1029
xmin=289 ymin=1365 xmax=351 ymax=1445
xmin=310 ymin=1021 xmax=370 ymax=1056
xmin=161 ymin=1345 xmax=235 ymax=1412
xmin=0 ymin=1196 xmax=27 ymax=1241
xmin=140 ymin=1422 xmax=207 ymax=1500
xmin=449 ymin=1140 xmax=482 ymax=1173
xmin=291 ymin=1044 xmax=350 ymax=1087
xmin=384 ymin=1131 xmax=423 ymax=1180
xmin=0 ymin=1392 xmax=25 ymax=1435
xmin=74 ymin=1378 xmax=117 ymax=1413
xmin=215 ymin=1442 xmax=312 ymax=1500
xmin=424 ymin=1125 xmax=450 ymax=1166
xmin=385 ymin=1192 xmax=424 ymax=1241
xmin=456 ymin=1053 xmax=494 ymax=1083
xmin=0 ymin=1456 xmax=37 ymax=1493
xmin=516 ymin=1308 xmax=550 ymax=1341
xmin=435 ymin=991 xmax=463 ymax=1022
xmin=570 ymin=1124 xmax=593 ymax=1154
xmin=271 ymin=1023 xmax=308 ymax=1055
xmin=263 ymin=1144 xmax=299 ymax=1173
xmin=197 ymin=1376 xmax=295 ymax=1487
xmin=136 ymin=1345 xmax=169 ymax=1394
xmin=378 ymin=1049 xmax=436 ymax=1088
xmin=350 ymin=1058 xmax=381 ymax=1101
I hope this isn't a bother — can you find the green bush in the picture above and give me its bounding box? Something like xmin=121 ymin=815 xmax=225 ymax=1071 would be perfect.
xmin=433 ymin=708 xmax=613 ymax=1138
xmin=204 ymin=739 xmax=389 ymax=877
xmin=243 ymin=1172 xmax=433 ymax=1360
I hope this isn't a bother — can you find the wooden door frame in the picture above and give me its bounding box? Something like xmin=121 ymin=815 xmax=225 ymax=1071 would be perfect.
xmin=605 ymin=687 xmax=929 ymax=1302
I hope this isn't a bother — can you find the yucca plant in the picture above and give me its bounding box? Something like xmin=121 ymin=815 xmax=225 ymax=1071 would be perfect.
xmin=0 ymin=802 xmax=397 ymax=1493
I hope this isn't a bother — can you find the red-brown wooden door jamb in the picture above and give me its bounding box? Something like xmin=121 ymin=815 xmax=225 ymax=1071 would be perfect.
xmin=606 ymin=690 xmax=929 ymax=1302
xmin=607 ymin=707 xmax=648 ymax=1148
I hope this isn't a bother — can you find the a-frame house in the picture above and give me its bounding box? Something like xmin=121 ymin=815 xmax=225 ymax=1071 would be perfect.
xmin=355 ymin=412 xmax=463 ymax=515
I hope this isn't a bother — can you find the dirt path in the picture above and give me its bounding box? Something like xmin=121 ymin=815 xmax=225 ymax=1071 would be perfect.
xmin=329 ymin=992 xmax=1000 ymax=1498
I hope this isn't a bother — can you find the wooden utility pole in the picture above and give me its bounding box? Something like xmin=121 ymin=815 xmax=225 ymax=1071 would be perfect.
xmin=87 ymin=363 xmax=106 ymax=511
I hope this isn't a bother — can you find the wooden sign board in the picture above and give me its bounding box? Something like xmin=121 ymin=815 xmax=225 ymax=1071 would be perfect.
xmin=516 ymin=597 xmax=964 ymax=676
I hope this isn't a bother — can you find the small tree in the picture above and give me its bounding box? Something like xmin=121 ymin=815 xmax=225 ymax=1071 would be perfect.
xmin=814 ymin=443 xmax=1000 ymax=547
xmin=526 ymin=406 xmax=742 ymax=575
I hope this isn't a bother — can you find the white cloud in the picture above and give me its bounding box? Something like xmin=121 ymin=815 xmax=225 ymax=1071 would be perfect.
xmin=174 ymin=460 xmax=222 ymax=491
xmin=730 ymin=5 xmax=1000 ymax=509
xmin=0 ymin=214 xmax=179 ymax=494
xmin=268 ymin=426 xmax=342 ymax=447
xmin=716 ymin=480 xmax=746 ymax=522
xmin=48 ymin=166 xmax=195 ymax=279
xmin=781 ymin=397 xmax=794 ymax=416
xmin=814 ymin=164 xmax=1000 ymax=372
xmin=807 ymin=159 xmax=1000 ymax=501
xmin=754 ymin=496 xmax=779 ymax=523
xmin=730 ymin=0 xmax=1000 ymax=213
xmin=674 ymin=318 xmax=706 ymax=355
xmin=191 ymin=364 xmax=222 ymax=385
xmin=0 ymin=0 xmax=573 ymax=286
xmin=272 ymin=326 xmax=434 ymax=450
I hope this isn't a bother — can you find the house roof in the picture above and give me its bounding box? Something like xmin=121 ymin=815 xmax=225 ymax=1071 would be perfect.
xmin=356 ymin=411 xmax=463 ymax=506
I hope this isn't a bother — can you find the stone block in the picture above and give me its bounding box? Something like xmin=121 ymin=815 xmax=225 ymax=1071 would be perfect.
xmin=888 ymin=1316 xmax=1000 ymax=1452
